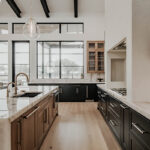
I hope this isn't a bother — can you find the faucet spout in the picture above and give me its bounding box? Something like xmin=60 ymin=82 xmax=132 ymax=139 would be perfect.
xmin=15 ymin=73 xmax=29 ymax=95
xmin=7 ymin=82 xmax=16 ymax=97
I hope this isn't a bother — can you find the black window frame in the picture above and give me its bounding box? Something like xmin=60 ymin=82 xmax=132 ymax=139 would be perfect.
xmin=12 ymin=41 xmax=30 ymax=82
xmin=37 ymin=41 xmax=84 ymax=79
xmin=12 ymin=22 xmax=84 ymax=34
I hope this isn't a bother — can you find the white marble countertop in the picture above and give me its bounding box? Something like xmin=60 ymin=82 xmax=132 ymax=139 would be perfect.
xmin=29 ymin=81 xmax=105 ymax=84
xmin=97 ymin=84 xmax=150 ymax=120
xmin=0 ymin=86 xmax=58 ymax=122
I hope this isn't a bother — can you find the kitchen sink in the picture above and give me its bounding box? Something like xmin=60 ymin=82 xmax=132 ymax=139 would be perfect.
xmin=13 ymin=92 xmax=42 ymax=98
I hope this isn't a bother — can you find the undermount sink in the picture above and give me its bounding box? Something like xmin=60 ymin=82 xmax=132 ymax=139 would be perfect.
xmin=13 ymin=92 xmax=42 ymax=98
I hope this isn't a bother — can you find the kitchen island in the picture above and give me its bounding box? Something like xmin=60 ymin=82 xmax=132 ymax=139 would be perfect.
xmin=0 ymin=85 xmax=59 ymax=150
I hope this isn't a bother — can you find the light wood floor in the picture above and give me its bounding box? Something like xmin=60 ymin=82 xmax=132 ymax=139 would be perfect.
xmin=40 ymin=102 xmax=121 ymax=150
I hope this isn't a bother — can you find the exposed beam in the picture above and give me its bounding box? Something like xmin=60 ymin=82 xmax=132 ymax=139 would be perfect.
xmin=6 ymin=0 xmax=21 ymax=18
xmin=40 ymin=0 xmax=50 ymax=17
xmin=74 ymin=0 xmax=78 ymax=18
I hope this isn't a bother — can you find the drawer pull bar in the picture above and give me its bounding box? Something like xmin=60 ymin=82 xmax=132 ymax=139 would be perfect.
xmin=109 ymin=106 xmax=120 ymax=118
xmin=132 ymin=123 xmax=147 ymax=134
xmin=120 ymin=104 xmax=128 ymax=109
xmin=109 ymin=120 xmax=116 ymax=126
xmin=104 ymin=93 xmax=108 ymax=96
xmin=100 ymin=106 xmax=104 ymax=111
xmin=110 ymin=103 xmax=115 ymax=108
xmin=101 ymin=94 xmax=106 ymax=98
xmin=24 ymin=106 xmax=40 ymax=119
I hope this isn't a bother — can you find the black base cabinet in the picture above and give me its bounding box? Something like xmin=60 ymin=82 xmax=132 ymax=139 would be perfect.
xmin=59 ymin=85 xmax=86 ymax=102
xmin=120 ymin=104 xmax=130 ymax=150
xmin=130 ymin=110 xmax=150 ymax=150
xmin=97 ymin=87 xmax=150 ymax=150
xmin=59 ymin=84 xmax=97 ymax=102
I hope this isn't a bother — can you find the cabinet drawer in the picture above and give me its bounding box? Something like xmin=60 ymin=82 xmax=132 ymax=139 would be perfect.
xmin=131 ymin=110 xmax=150 ymax=149
xmin=108 ymin=108 xmax=121 ymax=140
xmin=130 ymin=134 xmax=149 ymax=150
xmin=108 ymin=97 xmax=121 ymax=118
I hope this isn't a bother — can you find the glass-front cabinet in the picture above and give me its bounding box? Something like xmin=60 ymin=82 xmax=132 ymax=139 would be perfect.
xmin=87 ymin=41 xmax=104 ymax=73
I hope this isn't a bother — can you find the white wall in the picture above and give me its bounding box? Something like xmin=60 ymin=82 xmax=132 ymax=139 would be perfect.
xmin=105 ymin=0 xmax=131 ymax=51
xmin=105 ymin=0 xmax=150 ymax=102
xmin=0 ymin=13 xmax=105 ymax=83
xmin=105 ymin=0 xmax=132 ymax=94
xmin=132 ymin=0 xmax=150 ymax=101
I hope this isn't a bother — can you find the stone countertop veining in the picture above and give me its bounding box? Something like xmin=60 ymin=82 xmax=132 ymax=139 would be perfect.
xmin=0 ymin=85 xmax=58 ymax=122
xmin=97 ymin=84 xmax=150 ymax=120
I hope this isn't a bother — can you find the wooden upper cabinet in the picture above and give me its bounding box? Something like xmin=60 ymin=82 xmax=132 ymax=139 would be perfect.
xmin=87 ymin=41 xmax=104 ymax=73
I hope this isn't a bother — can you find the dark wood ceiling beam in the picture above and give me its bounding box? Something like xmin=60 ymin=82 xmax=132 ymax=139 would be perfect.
xmin=74 ymin=0 xmax=78 ymax=18
xmin=40 ymin=0 xmax=50 ymax=17
xmin=6 ymin=0 xmax=21 ymax=18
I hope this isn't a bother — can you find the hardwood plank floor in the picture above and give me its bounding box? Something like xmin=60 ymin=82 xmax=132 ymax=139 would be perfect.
xmin=40 ymin=102 xmax=121 ymax=150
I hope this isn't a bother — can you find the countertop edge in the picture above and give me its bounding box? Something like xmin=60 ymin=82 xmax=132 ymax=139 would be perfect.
xmin=1 ymin=87 xmax=58 ymax=123
xmin=97 ymin=84 xmax=150 ymax=121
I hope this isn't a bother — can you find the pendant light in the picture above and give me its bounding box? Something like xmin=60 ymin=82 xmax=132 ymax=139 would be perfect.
xmin=23 ymin=0 xmax=40 ymax=39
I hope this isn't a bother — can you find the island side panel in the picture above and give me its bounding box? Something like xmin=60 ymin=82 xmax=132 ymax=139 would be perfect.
xmin=0 ymin=119 xmax=11 ymax=150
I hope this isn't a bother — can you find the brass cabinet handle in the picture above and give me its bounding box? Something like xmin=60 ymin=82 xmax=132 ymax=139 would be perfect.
xmin=132 ymin=122 xmax=147 ymax=134
xmin=120 ymin=104 xmax=128 ymax=109
xmin=24 ymin=106 xmax=40 ymax=119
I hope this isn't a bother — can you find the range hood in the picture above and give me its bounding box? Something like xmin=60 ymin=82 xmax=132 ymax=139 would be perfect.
xmin=108 ymin=38 xmax=126 ymax=53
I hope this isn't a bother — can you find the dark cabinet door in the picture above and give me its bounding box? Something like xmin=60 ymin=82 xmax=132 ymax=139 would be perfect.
xmin=59 ymin=85 xmax=86 ymax=102
xmin=59 ymin=85 xmax=74 ymax=102
xmin=72 ymin=85 xmax=85 ymax=102
xmin=107 ymin=108 xmax=121 ymax=141
xmin=120 ymin=104 xmax=130 ymax=150
xmin=130 ymin=134 xmax=149 ymax=150
xmin=21 ymin=107 xmax=38 ymax=150
xmin=87 ymin=84 xmax=97 ymax=100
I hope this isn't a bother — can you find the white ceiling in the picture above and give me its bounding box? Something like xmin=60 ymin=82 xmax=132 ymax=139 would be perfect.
xmin=0 ymin=0 xmax=104 ymax=18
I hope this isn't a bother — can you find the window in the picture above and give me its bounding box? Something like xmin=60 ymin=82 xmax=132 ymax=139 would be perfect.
xmin=13 ymin=23 xmax=84 ymax=34
xmin=37 ymin=42 xmax=60 ymax=79
xmin=13 ymin=23 xmax=24 ymax=34
xmin=13 ymin=41 xmax=30 ymax=84
xmin=0 ymin=42 xmax=8 ymax=83
xmin=61 ymin=23 xmax=83 ymax=34
xmin=38 ymin=23 xmax=59 ymax=34
xmin=0 ymin=24 xmax=8 ymax=34
xmin=37 ymin=41 xmax=84 ymax=79
xmin=61 ymin=42 xmax=84 ymax=78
